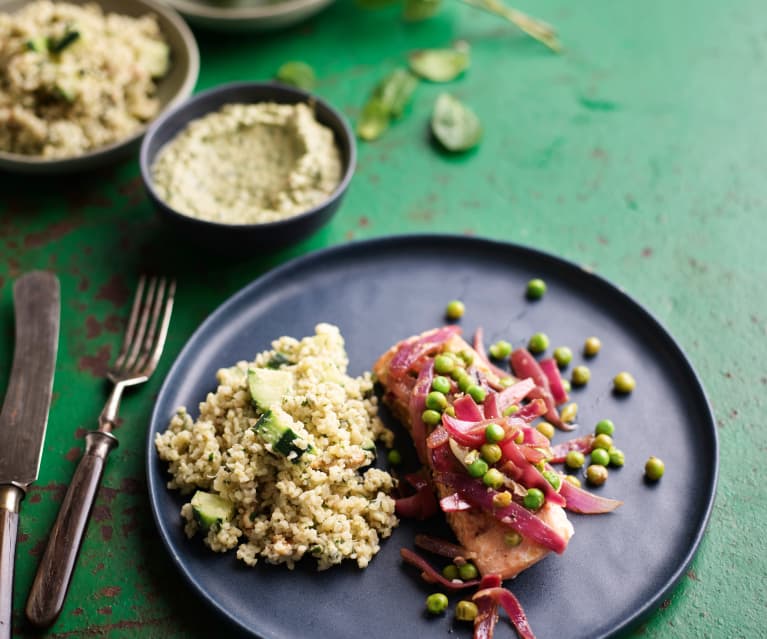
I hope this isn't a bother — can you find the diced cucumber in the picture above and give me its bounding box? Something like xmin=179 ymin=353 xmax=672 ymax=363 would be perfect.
xmin=190 ymin=491 xmax=233 ymax=531
xmin=247 ymin=367 xmax=293 ymax=411
xmin=266 ymin=352 xmax=293 ymax=369
xmin=254 ymin=410 xmax=311 ymax=460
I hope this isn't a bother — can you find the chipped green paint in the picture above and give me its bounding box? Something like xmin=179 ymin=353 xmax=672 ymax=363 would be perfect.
xmin=1 ymin=0 xmax=765 ymax=636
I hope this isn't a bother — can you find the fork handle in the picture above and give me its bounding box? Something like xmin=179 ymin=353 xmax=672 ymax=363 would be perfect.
xmin=25 ymin=431 xmax=118 ymax=628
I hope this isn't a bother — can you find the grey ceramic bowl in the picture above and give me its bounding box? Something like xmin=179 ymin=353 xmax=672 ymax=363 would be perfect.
xmin=0 ymin=0 xmax=199 ymax=175
xmin=139 ymin=81 xmax=356 ymax=251
xmin=161 ymin=0 xmax=334 ymax=32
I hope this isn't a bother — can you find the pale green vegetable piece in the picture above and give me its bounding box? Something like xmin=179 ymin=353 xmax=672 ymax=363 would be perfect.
xmin=356 ymin=99 xmax=390 ymax=141
xmin=357 ymin=69 xmax=419 ymax=141
xmin=403 ymin=0 xmax=442 ymax=21
xmin=408 ymin=44 xmax=470 ymax=82
xmin=431 ymin=93 xmax=482 ymax=152
xmin=275 ymin=61 xmax=316 ymax=91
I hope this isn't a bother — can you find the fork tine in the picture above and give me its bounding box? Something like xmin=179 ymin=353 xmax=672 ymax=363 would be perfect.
xmin=139 ymin=278 xmax=176 ymax=376
xmin=134 ymin=277 xmax=170 ymax=374
xmin=123 ymin=276 xmax=157 ymax=372
xmin=113 ymin=275 xmax=146 ymax=370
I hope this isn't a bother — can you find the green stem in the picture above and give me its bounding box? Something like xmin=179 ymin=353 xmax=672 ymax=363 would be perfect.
xmin=459 ymin=0 xmax=562 ymax=52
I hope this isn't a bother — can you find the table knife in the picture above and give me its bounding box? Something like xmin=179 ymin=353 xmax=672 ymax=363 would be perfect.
xmin=0 ymin=272 xmax=60 ymax=639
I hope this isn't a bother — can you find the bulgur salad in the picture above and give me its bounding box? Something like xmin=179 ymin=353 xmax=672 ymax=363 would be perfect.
xmin=0 ymin=0 xmax=170 ymax=157
xmin=155 ymin=323 xmax=399 ymax=570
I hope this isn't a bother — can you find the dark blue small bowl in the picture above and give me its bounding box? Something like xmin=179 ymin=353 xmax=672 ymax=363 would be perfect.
xmin=139 ymin=81 xmax=356 ymax=250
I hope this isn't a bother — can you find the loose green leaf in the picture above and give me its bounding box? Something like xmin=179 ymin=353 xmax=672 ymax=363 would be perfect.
xmin=275 ymin=61 xmax=316 ymax=91
xmin=431 ymin=93 xmax=482 ymax=152
xmin=403 ymin=0 xmax=442 ymax=21
xmin=356 ymin=99 xmax=390 ymax=141
xmin=408 ymin=43 xmax=470 ymax=82
xmin=357 ymin=68 xmax=419 ymax=141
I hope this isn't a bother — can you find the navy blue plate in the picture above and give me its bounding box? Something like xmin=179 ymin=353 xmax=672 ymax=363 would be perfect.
xmin=147 ymin=234 xmax=718 ymax=639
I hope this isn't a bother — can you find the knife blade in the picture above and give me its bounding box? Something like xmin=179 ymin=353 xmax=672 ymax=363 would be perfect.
xmin=0 ymin=271 xmax=60 ymax=639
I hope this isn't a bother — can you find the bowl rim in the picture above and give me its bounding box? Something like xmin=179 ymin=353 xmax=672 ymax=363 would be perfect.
xmin=139 ymin=80 xmax=357 ymax=232
xmin=0 ymin=0 xmax=200 ymax=172
xmin=161 ymin=0 xmax=333 ymax=21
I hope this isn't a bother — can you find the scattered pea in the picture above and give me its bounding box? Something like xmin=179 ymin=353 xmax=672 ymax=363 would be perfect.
xmin=492 ymin=491 xmax=512 ymax=508
xmin=503 ymin=404 xmax=519 ymax=416
xmin=482 ymin=468 xmax=505 ymax=489
xmin=526 ymin=278 xmax=547 ymax=300
xmin=445 ymin=405 xmax=456 ymax=417
xmin=584 ymin=336 xmax=602 ymax=357
xmin=488 ymin=340 xmax=512 ymax=360
xmin=457 ymin=374 xmax=473 ymax=393
xmin=609 ymin=448 xmax=625 ymax=467
xmin=590 ymin=448 xmax=610 ymax=466
xmin=425 ymin=391 xmax=448 ymax=411
xmin=485 ymin=422 xmax=505 ymax=443
xmin=542 ymin=469 xmax=561 ymax=491
xmin=613 ymin=371 xmax=636 ymax=394
xmin=467 ymin=384 xmax=487 ymax=403
xmin=499 ymin=377 xmax=515 ymax=388
xmin=480 ymin=443 xmax=503 ymax=464
xmin=434 ymin=355 xmax=455 ymax=375
xmin=523 ymin=487 xmax=545 ymax=510
xmin=513 ymin=430 xmax=524 ymax=444
xmin=442 ymin=564 xmax=459 ymax=580
xmin=561 ymin=378 xmax=572 ymax=392
xmin=528 ymin=332 xmax=549 ymax=354
xmin=458 ymin=562 xmax=478 ymax=580
xmin=536 ymin=421 xmax=555 ymax=440
xmin=571 ymin=365 xmax=591 ymax=387
xmin=455 ymin=600 xmax=479 ymax=622
xmin=432 ymin=375 xmax=451 ymax=395
xmin=426 ymin=592 xmax=449 ymax=614
xmin=553 ymin=346 xmax=573 ymax=367
xmin=458 ymin=350 xmax=474 ymax=365
xmin=504 ymin=530 xmax=523 ymax=547
xmin=387 ymin=449 xmax=402 ymax=465
xmin=593 ymin=434 xmax=614 ymax=450
xmin=560 ymin=402 xmax=578 ymax=423
xmin=565 ymin=450 xmax=585 ymax=469
xmin=586 ymin=464 xmax=608 ymax=486
xmin=595 ymin=419 xmax=615 ymax=436
xmin=564 ymin=474 xmax=581 ymax=488
xmin=467 ymin=458 xmax=489 ymax=478
xmin=445 ymin=300 xmax=465 ymax=320
xmin=645 ymin=456 xmax=665 ymax=480
xmin=422 ymin=409 xmax=442 ymax=426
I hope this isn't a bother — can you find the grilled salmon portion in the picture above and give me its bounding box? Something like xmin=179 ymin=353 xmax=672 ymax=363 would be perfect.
xmin=374 ymin=327 xmax=574 ymax=579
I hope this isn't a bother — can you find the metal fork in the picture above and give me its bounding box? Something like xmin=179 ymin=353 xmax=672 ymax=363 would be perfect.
xmin=25 ymin=276 xmax=175 ymax=628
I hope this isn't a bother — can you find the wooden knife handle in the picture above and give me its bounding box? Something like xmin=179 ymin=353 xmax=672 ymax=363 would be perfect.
xmin=0 ymin=486 xmax=23 ymax=639
xmin=25 ymin=431 xmax=118 ymax=628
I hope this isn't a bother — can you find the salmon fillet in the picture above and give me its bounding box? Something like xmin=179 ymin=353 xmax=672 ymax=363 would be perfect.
xmin=374 ymin=328 xmax=574 ymax=579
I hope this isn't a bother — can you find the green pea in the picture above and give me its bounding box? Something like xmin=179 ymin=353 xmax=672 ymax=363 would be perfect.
xmin=482 ymin=468 xmax=505 ymax=489
xmin=480 ymin=443 xmax=502 ymax=464
xmin=433 ymin=355 xmax=455 ymax=375
xmin=584 ymin=336 xmax=601 ymax=357
xmin=431 ymin=375 xmax=451 ymax=395
xmin=536 ymin=421 xmax=555 ymax=440
xmin=565 ymin=450 xmax=585 ymax=469
xmin=492 ymin=491 xmax=512 ymax=507
xmin=561 ymin=378 xmax=572 ymax=392
xmin=387 ymin=449 xmax=402 ymax=465
xmin=467 ymin=384 xmax=486 ymax=403
xmin=485 ymin=422 xmax=505 ymax=443
xmin=488 ymin=340 xmax=512 ymax=360
xmin=457 ymin=375 xmax=473 ymax=393
xmin=553 ymin=346 xmax=573 ymax=367
xmin=645 ymin=456 xmax=665 ymax=480
xmin=467 ymin=458 xmax=489 ymax=478
xmin=455 ymin=600 xmax=479 ymax=622
xmin=426 ymin=592 xmax=449 ymax=614
xmin=593 ymin=434 xmax=613 ymax=450
xmin=560 ymin=402 xmax=578 ymax=423
xmin=503 ymin=404 xmax=519 ymax=416
xmin=586 ymin=464 xmax=608 ymax=486
xmin=422 ymin=409 xmax=441 ymax=426
xmin=499 ymin=377 xmax=515 ymax=388
xmin=571 ymin=365 xmax=590 ymax=387
xmin=526 ymin=278 xmax=546 ymax=300
xmin=564 ymin=474 xmax=581 ymax=488
xmin=523 ymin=488 xmax=545 ymax=510
xmin=613 ymin=371 xmax=636 ymax=394
xmin=442 ymin=564 xmax=459 ymax=580
xmin=590 ymin=448 xmax=610 ymax=466
xmin=503 ymin=530 xmax=523 ymax=547
xmin=425 ymin=391 xmax=448 ymax=411
xmin=595 ymin=419 xmax=615 ymax=436
xmin=445 ymin=300 xmax=465 ymax=320
xmin=513 ymin=430 xmax=524 ymax=444
xmin=528 ymin=332 xmax=549 ymax=354
xmin=445 ymin=405 xmax=456 ymax=417
xmin=458 ymin=562 xmax=478 ymax=580
xmin=458 ymin=350 xmax=474 ymax=365
xmin=542 ymin=470 xmax=561 ymax=491
xmin=609 ymin=448 xmax=625 ymax=467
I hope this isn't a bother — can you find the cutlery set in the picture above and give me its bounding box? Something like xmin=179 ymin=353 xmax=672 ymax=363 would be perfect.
xmin=0 ymin=273 xmax=174 ymax=639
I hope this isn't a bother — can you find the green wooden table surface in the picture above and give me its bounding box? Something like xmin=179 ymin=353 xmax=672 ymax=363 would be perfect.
xmin=1 ymin=0 xmax=765 ymax=636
